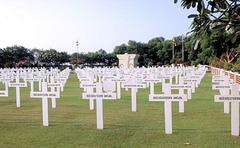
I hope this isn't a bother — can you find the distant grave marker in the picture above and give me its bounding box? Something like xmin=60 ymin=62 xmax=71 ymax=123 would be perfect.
xmin=122 ymin=81 xmax=146 ymax=112
xmin=9 ymin=72 xmax=27 ymax=108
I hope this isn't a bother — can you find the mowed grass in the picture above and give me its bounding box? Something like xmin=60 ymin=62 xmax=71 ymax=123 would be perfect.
xmin=0 ymin=72 xmax=239 ymax=148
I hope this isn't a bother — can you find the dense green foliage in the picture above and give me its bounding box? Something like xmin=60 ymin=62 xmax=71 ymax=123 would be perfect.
xmin=0 ymin=31 xmax=239 ymax=70
xmin=0 ymin=46 xmax=117 ymax=68
xmin=70 ymin=49 xmax=117 ymax=67
xmin=175 ymin=0 xmax=240 ymax=72
xmin=0 ymin=46 xmax=34 ymax=67
xmin=174 ymin=0 xmax=240 ymax=43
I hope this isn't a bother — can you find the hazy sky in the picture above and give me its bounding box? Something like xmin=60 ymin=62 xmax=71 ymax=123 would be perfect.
xmin=0 ymin=0 xmax=195 ymax=53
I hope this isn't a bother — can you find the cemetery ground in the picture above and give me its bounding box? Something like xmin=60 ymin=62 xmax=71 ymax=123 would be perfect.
xmin=0 ymin=72 xmax=239 ymax=148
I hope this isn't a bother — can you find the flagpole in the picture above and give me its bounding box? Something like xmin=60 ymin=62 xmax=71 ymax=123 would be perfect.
xmin=76 ymin=40 xmax=79 ymax=67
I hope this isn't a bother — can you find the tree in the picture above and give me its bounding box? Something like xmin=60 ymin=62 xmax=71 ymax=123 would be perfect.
xmin=1 ymin=46 xmax=34 ymax=67
xmin=2 ymin=48 xmax=14 ymax=67
xmin=175 ymin=0 xmax=240 ymax=65
xmin=148 ymin=37 xmax=165 ymax=65
xmin=157 ymin=40 xmax=172 ymax=65
xmin=209 ymin=28 xmax=240 ymax=63
xmin=114 ymin=44 xmax=128 ymax=54
xmin=58 ymin=52 xmax=70 ymax=64
xmin=38 ymin=49 xmax=59 ymax=67
xmin=0 ymin=48 xmax=3 ymax=67
xmin=175 ymin=0 xmax=240 ymax=43
xmin=95 ymin=49 xmax=107 ymax=65
xmin=70 ymin=52 xmax=86 ymax=65
xmin=105 ymin=53 xmax=118 ymax=66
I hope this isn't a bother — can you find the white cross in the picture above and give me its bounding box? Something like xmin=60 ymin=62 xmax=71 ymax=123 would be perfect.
xmin=103 ymin=76 xmax=125 ymax=99
xmin=47 ymin=76 xmax=61 ymax=109
xmin=30 ymin=82 xmax=60 ymax=126
xmin=149 ymin=85 xmax=187 ymax=134
xmin=9 ymin=72 xmax=27 ymax=108
xmin=214 ymin=84 xmax=240 ymax=136
xmin=34 ymin=75 xmax=46 ymax=91
xmin=167 ymin=77 xmax=192 ymax=113
xmin=122 ymin=80 xmax=146 ymax=112
xmin=81 ymin=82 xmax=96 ymax=110
xmin=143 ymin=78 xmax=161 ymax=95
xmin=212 ymin=76 xmax=230 ymax=113
xmin=82 ymin=83 xmax=116 ymax=129
xmin=25 ymin=73 xmax=41 ymax=92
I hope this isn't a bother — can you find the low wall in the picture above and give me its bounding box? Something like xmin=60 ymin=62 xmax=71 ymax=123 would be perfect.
xmin=207 ymin=66 xmax=240 ymax=84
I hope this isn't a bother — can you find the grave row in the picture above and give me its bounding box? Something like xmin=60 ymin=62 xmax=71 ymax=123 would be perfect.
xmin=3 ymin=66 xmax=238 ymax=136
xmin=0 ymin=68 xmax=71 ymax=126
xmin=76 ymin=65 xmax=207 ymax=134
xmin=211 ymin=67 xmax=240 ymax=136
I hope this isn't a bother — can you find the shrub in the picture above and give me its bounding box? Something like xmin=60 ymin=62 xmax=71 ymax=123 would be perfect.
xmin=223 ymin=63 xmax=233 ymax=71
xmin=236 ymin=57 xmax=240 ymax=64
xmin=231 ymin=64 xmax=240 ymax=73
xmin=210 ymin=58 xmax=224 ymax=68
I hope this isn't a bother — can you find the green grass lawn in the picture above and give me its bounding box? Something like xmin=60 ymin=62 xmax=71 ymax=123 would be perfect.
xmin=0 ymin=72 xmax=239 ymax=148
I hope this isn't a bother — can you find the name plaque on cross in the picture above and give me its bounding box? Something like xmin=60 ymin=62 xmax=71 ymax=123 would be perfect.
xmin=55 ymin=78 xmax=66 ymax=81
xmin=170 ymin=85 xmax=191 ymax=89
xmin=215 ymin=95 xmax=240 ymax=102
xmin=0 ymin=91 xmax=8 ymax=97
xmin=111 ymin=79 xmax=126 ymax=82
xmin=212 ymin=85 xmax=231 ymax=90
xmin=80 ymin=78 xmax=90 ymax=82
xmin=122 ymin=84 xmax=146 ymax=88
xmin=82 ymin=93 xmax=116 ymax=100
xmin=48 ymin=83 xmax=62 ymax=87
xmin=212 ymin=79 xmax=225 ymax=83
xmin=102 ymin=76 xmax=115 ymax=79
xmin=191 ymin=76 xmax=201 ymax=79
xmin=9 ymin=83 xmax=27 ymax=87
xmin=143 ymin=79 xmax=161 ymax=83
xmin=26 ymin=78 xmax=40 ymax=81
xmin=31 ymin=92 xmax=60 ymax=98
xmin=0 ymin=78 xmax=12 ymax=82
xmin=184 ymin=79 xmax=197 ymax=82
xmin=80 ymin=84 xmax=96 ymax=88
xmin=35 ymin=76 xmax=46 ymax=79
xmin=213 ymin=75 xmax=221 ymax=79
xmin=194 ymin=73 xmax=204 ymax=76
xmin=149 ymin=94 xmax=187 ymax=101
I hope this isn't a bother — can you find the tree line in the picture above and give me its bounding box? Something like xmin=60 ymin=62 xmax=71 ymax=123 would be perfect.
xmin=0 ymin=30 xmax=239 ymax=72
xmin=0 ymin=47 xmax=117 ymax=68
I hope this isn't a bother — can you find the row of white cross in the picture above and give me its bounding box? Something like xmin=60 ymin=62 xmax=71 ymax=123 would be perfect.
xmin=212 ymin=69 xmax=240 ymax=136
xmin=0 ymin=68 xmax=71 ymax=126
xmin=76 ymin=65 xmax=207 ymax=134
xmin=6 ymin=65 xmax=238 ymax=137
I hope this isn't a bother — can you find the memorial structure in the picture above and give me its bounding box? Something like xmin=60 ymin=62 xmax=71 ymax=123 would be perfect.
xmin=117 ymin=53 xmax=139 ymax=68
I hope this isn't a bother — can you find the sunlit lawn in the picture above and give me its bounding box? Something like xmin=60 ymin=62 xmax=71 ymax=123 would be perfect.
xmin=0 ymin=72 xmax=239 ymax=147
